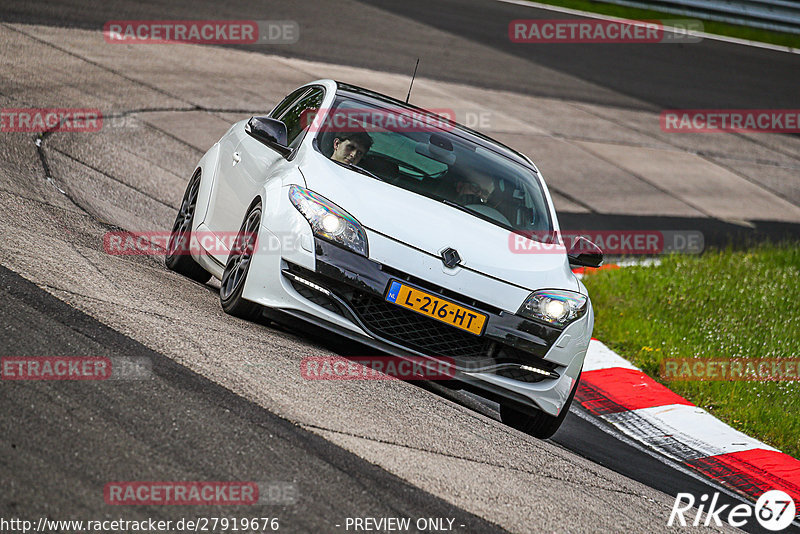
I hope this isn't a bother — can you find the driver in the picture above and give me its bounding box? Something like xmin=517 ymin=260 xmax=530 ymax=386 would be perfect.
xmin=330 ymin=131 xmax=373 ymax=166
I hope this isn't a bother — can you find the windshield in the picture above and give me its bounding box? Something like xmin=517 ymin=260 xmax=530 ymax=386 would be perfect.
xmin=314 ymin=95 xmax=552 ymax=232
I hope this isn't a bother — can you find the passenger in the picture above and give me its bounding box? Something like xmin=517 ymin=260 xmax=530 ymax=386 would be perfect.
xmin=455 ymin=172 xmax=496 ymax=205
xmin=455 ymin=172 xmax=517 ymax=223
xmin=330 ymin=131 xmax=373 ymax=166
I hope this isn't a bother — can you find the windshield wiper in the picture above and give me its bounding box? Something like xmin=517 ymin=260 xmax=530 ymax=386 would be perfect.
xmin=332 ymin=160 xmax=384 ymax=182
xmin=442 ymin=199 xmax=483 ymax=219
xmin=441 ymin=199 xmax=516 ymax=232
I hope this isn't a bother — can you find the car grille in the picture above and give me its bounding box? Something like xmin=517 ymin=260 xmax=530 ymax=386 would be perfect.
xmin=346 ymin=291 xmax=494 ymax=360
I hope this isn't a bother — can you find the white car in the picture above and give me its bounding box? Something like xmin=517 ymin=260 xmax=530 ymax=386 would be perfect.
xmin=166 ymin=79 xmax=602 ymax=438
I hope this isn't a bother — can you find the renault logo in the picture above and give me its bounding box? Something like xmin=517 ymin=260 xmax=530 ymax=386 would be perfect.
xmin=441 ymin=248 xmax=461 ymax=268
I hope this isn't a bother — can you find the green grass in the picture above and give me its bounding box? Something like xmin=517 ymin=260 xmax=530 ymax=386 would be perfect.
xmin=521 ymin=0 xmax=800 ymax=49
xmin=582 ymin=243 xmax=800 ymax=459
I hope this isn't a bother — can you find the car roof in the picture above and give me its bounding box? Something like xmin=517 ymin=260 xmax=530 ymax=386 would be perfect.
xmin=333 ymin=81 xmax=537 ymax=172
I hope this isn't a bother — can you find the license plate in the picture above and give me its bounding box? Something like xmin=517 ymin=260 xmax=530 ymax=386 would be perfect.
xmin=385 ymin=280 xmax=487 ymax=336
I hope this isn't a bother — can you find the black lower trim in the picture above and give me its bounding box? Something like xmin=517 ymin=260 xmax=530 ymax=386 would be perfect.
xmin=263 ymin=306 xmax=557 ymax=380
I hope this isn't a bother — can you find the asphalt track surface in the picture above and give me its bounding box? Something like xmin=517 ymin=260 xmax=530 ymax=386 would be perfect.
xmin=1 ymin=1 xmax=798 ymax=532
xmin=0 ymin=263 xmax=786 ymax=534
xmin=0 ymin=265 xmax=502 ymax=533
xmin=2 ymin=0 xmax=798 ymax=245
xmin=2 ymin=0 xmax=799 ymax=111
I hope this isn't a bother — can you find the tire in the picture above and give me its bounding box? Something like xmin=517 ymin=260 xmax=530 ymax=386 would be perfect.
xmin=165 ymin=170 xmax=212 ymax=284
xmin=500 ymin=374 xmax=580 ymax=439
xmin=220 ymin=201 xmax=263 ymax=320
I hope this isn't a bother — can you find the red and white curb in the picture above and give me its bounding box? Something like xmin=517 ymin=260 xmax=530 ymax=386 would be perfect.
xmin=571 ymin=264 xmax=619 ymax=279
xmin=580 ymin=338 xmax=800 ymax=505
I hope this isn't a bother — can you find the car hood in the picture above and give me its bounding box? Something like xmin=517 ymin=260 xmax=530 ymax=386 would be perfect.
xmin=299 ymin=152 xmax=578 ymax=293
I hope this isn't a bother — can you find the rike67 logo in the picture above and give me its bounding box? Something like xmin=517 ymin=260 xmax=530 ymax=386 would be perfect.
xmin=668 ymin=490 xmax=796 ymax=531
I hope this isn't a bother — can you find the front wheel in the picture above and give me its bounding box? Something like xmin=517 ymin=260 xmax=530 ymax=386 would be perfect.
xmin=165 ymin=170 xmax=212 ymax=284
xmin=220 ymin=201 xmax=263 ymax=320
xmin=500 ymin=374 xmax=579 ymax=439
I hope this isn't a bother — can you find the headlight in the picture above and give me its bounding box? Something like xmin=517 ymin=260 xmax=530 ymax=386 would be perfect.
xmin=289 ymin=185 xmax=368 ymax=256
xmin=517 ymin=289 xmax=587 ymax=327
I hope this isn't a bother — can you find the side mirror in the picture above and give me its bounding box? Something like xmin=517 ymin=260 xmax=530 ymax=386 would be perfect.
xmin=567 ymin=236 xmax=603 ymax=268
xmin=246 ymin=117 xmax=291 ymax=157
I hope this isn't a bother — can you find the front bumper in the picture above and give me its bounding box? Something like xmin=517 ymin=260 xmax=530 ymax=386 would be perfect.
xmin=272 ymin=238 xmax=590 ymax=414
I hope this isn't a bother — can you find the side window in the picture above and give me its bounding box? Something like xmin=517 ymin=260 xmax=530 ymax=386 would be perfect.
xmin=269 ymin=87 xmax=309 ymax=120
xmin=278 ymin=87 xmax=325 ymax=148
